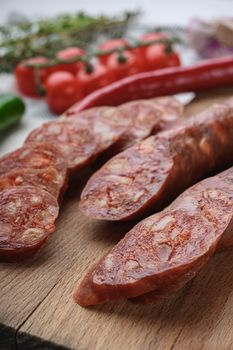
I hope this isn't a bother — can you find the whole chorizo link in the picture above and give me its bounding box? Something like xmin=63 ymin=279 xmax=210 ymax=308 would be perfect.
xmin=79 ymin=99 xmax=233 ymax=221
xmin=74 ymin=167 xmax=233 ymax=306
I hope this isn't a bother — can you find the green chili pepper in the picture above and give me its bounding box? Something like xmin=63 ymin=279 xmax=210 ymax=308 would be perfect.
xmin=0 ymin=94 xmax=25 ymax=133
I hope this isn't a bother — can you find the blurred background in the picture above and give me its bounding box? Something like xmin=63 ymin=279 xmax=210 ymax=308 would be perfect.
xmin=0 ymin=0 xmax=233 ymax=154
xmin=1 ymin=0 xmax=232 ymax=25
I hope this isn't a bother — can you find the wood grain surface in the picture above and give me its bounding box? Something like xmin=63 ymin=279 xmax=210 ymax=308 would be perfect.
xmin=1 ymin=87 xmax=233 ymax=350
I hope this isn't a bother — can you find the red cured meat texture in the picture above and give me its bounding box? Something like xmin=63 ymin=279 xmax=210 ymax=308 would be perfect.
xmin=25 ymin=121 xmax=98 ymax=173
xmin=80 ymin=136 xmax=174 ymax=220
xmin=0 ymin=98 xmax=184 ymax=261
xmin=62 ymin=106 xmax=129 ymax=152
xmin=112 ymin=98 xmax=178 ymax=152
xmin=0 ymin=186 xmax=59 ymax=261
xmin=25 ymin=109 xmax=127 ymax=173
xmin=0 ymin=167 xmax=65 ymax=201
xmin=150 ymin=96 xmax=183 ymax=117
xmin=66 ymin=97 xmax=183 ymax=153
xmin=74 ymin=167 xmax=233 ymax=306
xmin=0 ymin=143 xmax=68 ymax=200
xmin=0 ymin=142 xmax=67 ymax=179
xmin=79 ymin=101 xmax=233 ymax=221
xmin=70 ymin=102 xmax=163 ymax=152
xmin=133 ymin=167 xmax=233 ymax=303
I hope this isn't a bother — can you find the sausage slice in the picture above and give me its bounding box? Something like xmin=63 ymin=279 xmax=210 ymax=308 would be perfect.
xmin=74 ymin=167 xmax=233 ymax=306
xmin=80 ymin=101 xmax=233 ymax=221
xmin=0 ymin=186 xmax=59 ymax=261
xmin=0 ymin=167 xmax=65 ymax=200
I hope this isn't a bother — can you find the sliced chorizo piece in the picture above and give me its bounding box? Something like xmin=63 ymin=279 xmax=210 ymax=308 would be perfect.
xmin=80 ymin=136 xmax=175 ymax=221
xmin=74 ymin=168 xmax=233 ymax=306
xmin=131 ymin=281 xmax=191 ymax=304
xmin=211 ymin=168 xmax=233 ymax=251
xmin=0 ymin=186 xmax=59 ymax=261
xmin=131 ymin=258 xmax=201 ymax=304
xmin=111 ymin=97 xmax=183 ymax=152
xmin=79 ymin=101 xmax=233 ymax=221
xmin=66 ymin=106 xmax=129 ymax=152
xmin=0 ymin=142 xmax=67 ymax=179
xmin=149 ymin=96 xmax=184 ymax=131
xmin=133 ymin=167 xmax=233 ymax=303
xmin=114 ymin=100 xmax=164 ymax=151
xmin=25 ymin=121 xmax=98 ymax=173
xmin=0 ymin=167 xmax=66 ymax=200
xmin=150 ymin=96 xmax=184 ymax=118
xmin=67 ymin=97 xmax=183 ymax=152
xmin=77 ymin=102 xmax=164 ymax=151
xmin=25 ymin=113 xmax=127 ymax=173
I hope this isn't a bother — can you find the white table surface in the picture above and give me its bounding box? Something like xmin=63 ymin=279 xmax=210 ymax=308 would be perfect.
xmin=0 ymin=0 xmax=232 ymax=156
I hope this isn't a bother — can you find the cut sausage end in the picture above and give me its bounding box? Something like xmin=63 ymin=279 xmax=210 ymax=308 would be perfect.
xmin=79 ymin=135 xmax=175 ymax=221
xmin=73 ymin=275 xmax=101 ymax=307
xmin=79 ymin=101 xmax=233 ymax=222
xmin=0 ymin=186 xmax=59 ymax=261
xmin=75 ymin=167 xmax=233 ymax=306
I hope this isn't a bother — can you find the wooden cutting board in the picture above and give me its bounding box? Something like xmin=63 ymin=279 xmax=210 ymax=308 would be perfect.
xmin=1 ymin=87 xmax=233 ymax=350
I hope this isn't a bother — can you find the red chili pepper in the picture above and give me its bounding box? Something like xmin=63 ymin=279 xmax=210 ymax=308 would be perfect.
xmin=65 ymin=56 xmax=233 ymax=115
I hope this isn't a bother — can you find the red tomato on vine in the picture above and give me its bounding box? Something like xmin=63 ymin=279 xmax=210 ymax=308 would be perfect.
xmin=106 ymin=50 xmax=143 ymax=80
xmin=15 ymin=57 xmax=51 ymax=97
xmin=56 ymin=47 xmax=86 ymax=74
xmin=45 ymin=71 xmax=81 ymax=114
xmin=77 ymin=62 xmax=113 ymax=96
xmin=99 ymin=38 xmax=128 ymax=64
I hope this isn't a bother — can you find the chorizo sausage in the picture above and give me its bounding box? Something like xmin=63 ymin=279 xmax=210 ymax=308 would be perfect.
xmin=25 ymin=121 xmax=98 ymax=173
xmin=25 ymin=100 xmax=180 ymax=175
xmin=0 ymin=98 xmax=183 ymax=262
xmin=0 ymin=142 xmax=67 ymax=178
xmin=0 ymin=142 xmax=68 ymax=200
xmin=0 ymin=167 xmax=65 ymax=201
xmin=133 ymin=166 xmax=233 ymax=303
xmin=62 ymin=106 xmax=129 ymax=151
xmin=79 ymin=100 xmax=233 ymax=221
xmin=0 ymin=186 xmax=59 ymax=261
xmin=66 ymin=97 xmax=183 ymax=153
xmin=150 ymin=96 xmax=183 ymax=118
xmin=74 ymin=167 xmax=233 ymax=306
xmin=111 ymin=97 xmax=182 ymax=152
xmin=25 ymin=109 xmax=127 ymax=173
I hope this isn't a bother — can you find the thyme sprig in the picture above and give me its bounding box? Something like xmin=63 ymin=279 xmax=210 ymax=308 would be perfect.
xmin=24 ymin=36 xmax=180 ymax=96
xmin=0 ymin=11 xmax=138 ymax=72
xmin=24 ymin=37 xmax=180 ymax=69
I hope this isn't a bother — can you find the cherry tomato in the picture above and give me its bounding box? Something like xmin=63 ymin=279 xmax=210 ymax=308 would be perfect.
xmin=141 ymin=32 xmax=166 ymax=42
xmin=77 ymin=62 xmax=113 ymax=96
xmin=45 ymin=71 xmax=81 ymax=114
xmin=106 ymin=50 xmax=143 ymax=80
xmin=135 ymin=32 xmax=167 ymax=63
xmin=145 ymin=45 xmax=181 ymax=70
xmin=98 ymin=39 xmax=128 ymax=64
xmin=56 ymin=47 xmax=86 ymax=74
xmin=166 ymin=51 xmax=181 ymax=67
xmin=14 ymin=57 xmax=51 ymax=97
